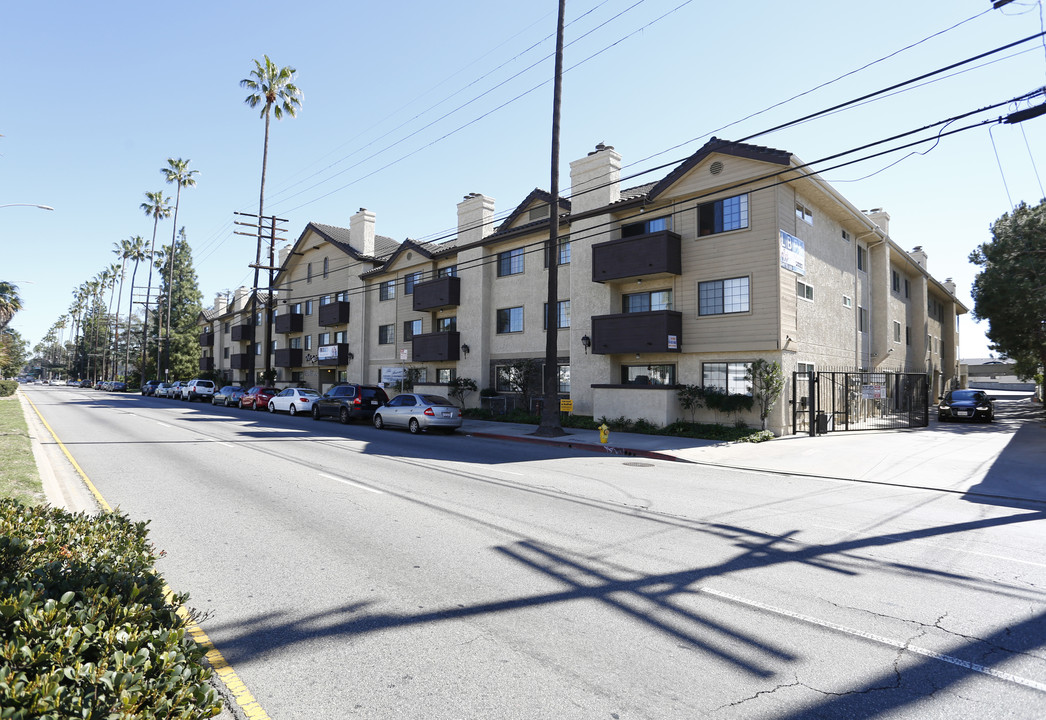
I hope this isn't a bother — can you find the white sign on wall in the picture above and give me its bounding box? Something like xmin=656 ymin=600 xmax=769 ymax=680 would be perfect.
xmin=318 ymin=345 xmax=338 ymax=361
xmin=381 ymin=367 xmax=406 ymax=383
xmin=780 ymin=230 xmax=806 ymax=276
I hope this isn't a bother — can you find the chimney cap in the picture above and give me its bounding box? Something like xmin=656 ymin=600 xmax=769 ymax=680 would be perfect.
xmin=588 ymin=142 xmax=614 ymax=156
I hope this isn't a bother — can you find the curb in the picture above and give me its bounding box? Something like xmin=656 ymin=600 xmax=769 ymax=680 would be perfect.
xmin=465 ymin=430 xmax=693 ymax=463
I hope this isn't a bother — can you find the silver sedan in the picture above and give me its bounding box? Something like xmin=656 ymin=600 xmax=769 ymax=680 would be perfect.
xmin=372 ymin=393 xmax=462 ymax=434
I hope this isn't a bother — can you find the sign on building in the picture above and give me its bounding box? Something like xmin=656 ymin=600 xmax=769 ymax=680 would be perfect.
xmin=318 ymin=345 xmax=338 ymax=361
xmin=381 ymin=367 xmax=406 ymax=383
xmin=780 ymin=230 xmax=806 ymax=275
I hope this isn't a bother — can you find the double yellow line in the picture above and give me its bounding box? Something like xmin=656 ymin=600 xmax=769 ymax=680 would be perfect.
xmin=23 ymin=393 xmax=271 ymax=720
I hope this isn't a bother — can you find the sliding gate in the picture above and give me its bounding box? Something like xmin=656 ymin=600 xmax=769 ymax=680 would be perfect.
xmin=792 ymin=370 xmax=928 ymax=435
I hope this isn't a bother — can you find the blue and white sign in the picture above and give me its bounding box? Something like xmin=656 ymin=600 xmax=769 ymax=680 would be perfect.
xmin=780 ymin=230 xmax=806 ymax=276
xmin=318 ymin=345 xmax=338 ymax=361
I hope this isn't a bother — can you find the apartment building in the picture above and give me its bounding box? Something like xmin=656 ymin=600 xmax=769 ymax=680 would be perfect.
xmin=198 ymin=287 xmax=273 ymax=386
xmin=199 ymin=137 xmax=966 ymax=434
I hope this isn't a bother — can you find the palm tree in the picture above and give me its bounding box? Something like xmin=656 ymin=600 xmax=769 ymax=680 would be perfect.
xmin=241 ymin=55 xmax=302 ymax=381
xmin=140 ymin=191 xmax=172 ymax=386
xmin=161 ymin=158 xmax=198 ymax=377
xmin=0 ymin=281 xmax=23 ymax=331
xmin=101 ymin=262 xmax=121 ymax=378
xmin=122 ymin=236 xmax=147 ymax=382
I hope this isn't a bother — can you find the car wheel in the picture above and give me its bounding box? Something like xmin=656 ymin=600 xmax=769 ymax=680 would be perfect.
xmin=408 ymin=418 xmax=421 ymax=434
xmin=373 ymin=414 xmax=384 ymax=429
xmin=268 ymin=402 xmax=275 ymax=413
xmin=312 ymin=405 xmax=321 ymax=420
xmin=339 ymin=408 xmax=349 ymax=424
xmin=289 ymin=404 xmax=297 ymax=416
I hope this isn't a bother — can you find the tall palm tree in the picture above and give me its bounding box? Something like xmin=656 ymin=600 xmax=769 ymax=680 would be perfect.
xmin=241 ymin=55 xmax=302 ymax=382
xmin=101 ymin=262 xmax=121 ymax=378
xmin=111 ymin=240 xmax=129 ymax=378
xmin=140 ymin=191 xmax=172 ymax=386
xmin=122 ymin=236 xmax=148 ymax=382
xmin=0 ymin=281 xmax=23 ymax=331
xmin=161 ymin=158 xmax=198 ymax=377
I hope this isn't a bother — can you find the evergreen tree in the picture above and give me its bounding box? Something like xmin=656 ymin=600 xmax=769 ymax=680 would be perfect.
xmin=152 ymin=233 xmax=203 ymax=380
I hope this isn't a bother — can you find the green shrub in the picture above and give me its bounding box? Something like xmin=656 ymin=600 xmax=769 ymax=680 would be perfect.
xmin=0 ymin=380 xmax=17 ymax=397
xmin=0 ymin=500 xmax=222 ymax=719
xmin=737 ymin=430 xmax=776 ymax=443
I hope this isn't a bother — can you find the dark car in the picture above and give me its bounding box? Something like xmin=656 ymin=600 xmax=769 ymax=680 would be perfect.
xmin=241 ymin=386 xmax=280 ymax=411
xmin=141 ymin=380 xmax=161 ymax=396
xmin=312 ymin=384 xmax=390 ymax=424
xmin=938 ymin=389 xmax=994 ymax=423
xmin=109 ymin=381 xmax=127 ymax=392
xmin=212 ymin=385 xmax=247 ymax=407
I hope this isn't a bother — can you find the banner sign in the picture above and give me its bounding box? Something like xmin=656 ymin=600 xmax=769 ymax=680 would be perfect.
xmin=318 ymin=345 xmax=338 ymax=361
xmin=780 ymin=230 xmax=806 ymax=275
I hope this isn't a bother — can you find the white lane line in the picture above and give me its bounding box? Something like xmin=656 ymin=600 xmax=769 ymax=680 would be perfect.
xmin=155 ymin=421 xmax=172 ymax=428
xmin=215 ymin=441 xmax=235 ymax=448
xmin=812 ymin=523 xmax=1046 ymax=569
xmin=700 ymin=586 xmax=1046 ymax=693
xmin=318 ymin=472 xmax=384 ymax=494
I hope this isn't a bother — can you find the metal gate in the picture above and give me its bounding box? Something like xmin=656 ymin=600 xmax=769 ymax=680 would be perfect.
xmin=791 ymin=370 xmax=928 ymax=435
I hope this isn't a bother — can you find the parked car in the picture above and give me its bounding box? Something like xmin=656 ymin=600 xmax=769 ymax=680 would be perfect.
xmin=241 ymin=386 xmax=281 ymax=411
xmin=78 ymin=379 xmax=93 ymax=388
xmin=152 ymin=382 xmax=173 ymax=398
xmin=268 ymin=387 xmax=320 ymax=415
xmin=109 ymin=381 xmax=127 ymax=392
xmin=212 ymin=385 xmax=247 ymax=407
xmin=311 ymin=383 xmax=389 ymax=424
xmin=141 ymin=380 xmax=161 ymax=396
xmin=182 ymin=378 xmax=216 ymax=402
xmin=938 ymin=389 xmax=994 ymax=423
xmin=165 ymin=381 xmax=187 ymax=399
xmin=372 ymin=393 xmax=462 ymax=434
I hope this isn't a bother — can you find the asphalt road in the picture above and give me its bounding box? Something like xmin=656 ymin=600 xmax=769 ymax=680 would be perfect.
xmin=20 ymin=385 xmax=1046 ymax=719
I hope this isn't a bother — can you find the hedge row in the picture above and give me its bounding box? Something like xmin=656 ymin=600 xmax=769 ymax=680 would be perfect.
xmin=0 ymin=500 xmax=222 ymax=719
xmin=0 ymin=381 xmax=17 ymax=398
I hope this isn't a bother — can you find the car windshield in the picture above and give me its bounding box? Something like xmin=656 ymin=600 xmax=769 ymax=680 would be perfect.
xmin=419 ymin=395 xmax=453 ymax=406
xmin=948 ymin=390 xmax=983 ymax=402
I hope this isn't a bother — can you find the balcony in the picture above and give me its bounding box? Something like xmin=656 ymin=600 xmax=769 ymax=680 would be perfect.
xmin=231 ymin=323 xmax=254 ymax=342
xmin=318 ymin=300 xmax=351 ymax=326
xmin=274 ymin=313 xmax=303 ymax=334
xmin=199 ymin=356 xmax=214 ymax=372
xmin=199 ymin=331 xmax=214 ymax=347
xmin=591 ymin=230 xmax=682 ymax=283
xmin=590 ymin=310 xmax=682 ymax=355
xmin=275 ymin=348 xmax=303 ymax=368
xmin=318 ymin=343 xmax=350 ymax=366
xmin=412 ymin=331 xmax=460 ymax=362
xmin=413 ymin=276 xmax=460 ymax=312
xmin=230 ymin=353 xmax=250 ymax=370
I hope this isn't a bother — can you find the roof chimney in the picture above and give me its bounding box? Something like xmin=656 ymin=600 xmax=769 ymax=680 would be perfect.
xmin=457 ymin=193 xmax=495 ymax=245
xmin=864 ymin=208 xmax=890 ymax=235
xmin=350 ymin=208 xmax=376 ymax=257
xmin=214 ymin=292 xmax=228 ymax=316
xmin=943 ymin=277 xmax=956 ymax=296
xmin=233 ymin=286 xmax=249 ymax=311
xmin=910 ymin=245 xmax=928 ymax=269
xmin=570 ymin=142 xmax=621 ymax=214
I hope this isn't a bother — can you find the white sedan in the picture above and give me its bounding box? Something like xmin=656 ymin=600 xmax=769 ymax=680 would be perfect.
xmin=268 ymin=387 xmax=320 ymax=416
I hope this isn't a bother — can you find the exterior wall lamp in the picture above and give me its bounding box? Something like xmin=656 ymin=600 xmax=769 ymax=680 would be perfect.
xmin=581 ymin=335 xmax=591 ymax=354
xmin=347 ymin=352 xmax=354 ymax=361
xmin=461 ymin=343 xmax=470 ymax=358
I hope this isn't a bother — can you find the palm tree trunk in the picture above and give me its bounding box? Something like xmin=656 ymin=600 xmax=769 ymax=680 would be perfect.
xmin=114 ymin=263 xmax=126 ymax=379
xmin=141 ymin=218 xmax=159 ymax=388
xmin=163 ymin=186 xmax=182 ymax=379
xmin=249 ymin=109 xmax=271 ymax=384
xmin=125 ymin=261 xmax=139 ymax=384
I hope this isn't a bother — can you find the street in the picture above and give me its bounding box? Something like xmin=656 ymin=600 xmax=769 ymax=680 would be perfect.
xmin=19 ymin=385 xmax=1046 ymax=719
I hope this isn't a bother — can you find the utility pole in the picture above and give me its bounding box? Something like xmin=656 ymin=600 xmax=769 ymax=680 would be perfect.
xmin=234 ymin=212 xmax=287 ymax=384
xmin=537 ymin=0 xmax=568 ymax=438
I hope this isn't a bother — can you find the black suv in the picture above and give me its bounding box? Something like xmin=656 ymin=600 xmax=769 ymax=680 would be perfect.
xmin=312 ymin=384 xmax=389 ymax=424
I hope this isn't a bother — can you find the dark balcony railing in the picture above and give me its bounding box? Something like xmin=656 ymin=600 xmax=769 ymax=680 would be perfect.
xmin=199 ymin=331 xmax=214 ymax=347
xmin=591 ymin=230 xmax=682 ymax=283
xmin=230 ymin=353 xmax=250 ymax=370
xmin=199 ymin=356 xmax=214 ymax=372
xmin=590 ymin=310 xmax=682 ymax=355
xmin=275 ymin=348 xmax=303 ymax=368
xmin=413 ymin=276 xmax=461 ymax=312
xmin=412 ymin=330 xmax=460 ymax=362
xmin=318 ymin=301 xmax=351 ymax=326
xmin=231 ymin=324 xmax=254 ymax=342
xmin=274 ymin=313 xmax=303 ymax=334
xmin=318 ymin=343 xmax=350 ymax=366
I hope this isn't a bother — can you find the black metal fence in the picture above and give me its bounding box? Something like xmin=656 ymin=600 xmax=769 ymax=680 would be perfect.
xmin=792 ymin=369 xmax=929 ymax=435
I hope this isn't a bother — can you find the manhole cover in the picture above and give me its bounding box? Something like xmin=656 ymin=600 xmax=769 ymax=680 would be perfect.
xmin=622 ymin=461 xmax=655 ymax=468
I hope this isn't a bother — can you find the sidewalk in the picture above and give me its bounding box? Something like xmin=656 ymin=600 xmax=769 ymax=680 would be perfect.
xmin=462 ymin=399 xmax=1046 ymax=505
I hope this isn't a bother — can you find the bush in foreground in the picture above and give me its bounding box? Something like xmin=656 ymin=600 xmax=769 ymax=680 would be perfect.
xmin=0 ymin=500 xmax=221 ymax=719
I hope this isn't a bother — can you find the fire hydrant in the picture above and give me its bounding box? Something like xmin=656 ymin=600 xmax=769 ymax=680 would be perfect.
xmin=598 ymin=422 xmax=610 ymax=444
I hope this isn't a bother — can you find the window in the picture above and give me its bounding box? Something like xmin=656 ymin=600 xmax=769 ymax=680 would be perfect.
xmin=254 ymin=342 xmax=261 ymax=356
xmin=224 ymin=322 xmax=230 ymax=333
xmin=336 ymin=291 xmax=347 ymax=302
xmin=621 ymin=364 xmax=676 ymax=386
xmin=699 ymin=277 xmax=749 ymax=316
xmin=378 ymin=324 xmax=395 ymax=344
xmin=557 ymin=365 xmax=570 ymax=393
xmin=334 ymin=331 xmax=346 ymax=344
xmin=305 ymin=335 xmax=312 ymax=350
xmin=307 ymin=263 xmax=313 ymax=284
xmin=291 ymin=302 xmax=302 ymax=314
xmin=904 ymin=278 xmax=910 ymax=298
xmin=795 ymin=201 xmax=813 ymax=225
xmin=223 ymin=347 xmax=229 ymax=359
xmin=543 ymin=300 xmax=570 ymax=329
xmin=797 ymin=362 xmax=815 ymax=378
xmin=403 ymin=319 xmax=422 ymax=341
xmin=528 ymin=205 xmax=550 ymax=221
xmin=797 ymin=280 xmax=814 ymax=301
xmin=255 ymin=312 xmax=262 ymax=326
xmin=318 ymin=332 xmax=331 ymax=345
xmin=290 ymin=337 xmax=302 ymax=349
xmin=437 ymin=368 xmax=456 ymax=384
xmin=892 ymin=270 xmax=900 ymax=292
xmin=621 ymin=216 xmax=671 ymax=238
xmin=494 ymin=365 xmax=516 ymax=392
xmin=698 ymin=194 xmax=748 ymax=236
xmin=842 ymin=229 xmax=852 ymax=242
xmin=404 ymin=272 xmax=422 ymax=295
xmin=438 ymin=265 xmax=457 ymax=278
xmin=291 ymin=371 xmax=303 ymax=384
xmin=305 ymin=301 xmax=314 ymax=315
xmin=497 ymin=248 xmax=524 ymax=276
xmin=858 ymin=306 xmax=868 ymax=332
xmin=322 ymin=257 xmax=329 ymax=278
xmin=623 ymin=290 xmax=672 ymax=313
xmin=906 ymin=326 xmax=911 ymax=346
xmin=496 ymin=307 xmax=524 ymax=333
xmin=843 ymin=295 xmax=853 ymax=308
xmin=857 ymin=245 xmax=867 ymax=272
xmin=379 ymin=280 xmax=396 ymax=301
xmin=320 ymin=294 xmax=331 ymax=306
xmin=544 ymin=237 xmax=572 ymax=267
xmin=893 ymin=321 xmax=901 ymax=343
xmin=437 ymin=316 xmax=457 ymax=332
xmin=702 ymin=362 xmax=752 ymax=395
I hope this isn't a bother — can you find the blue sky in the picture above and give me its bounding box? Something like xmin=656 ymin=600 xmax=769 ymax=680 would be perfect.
xmin=3 ymin=0 xmax=1044 ymax=361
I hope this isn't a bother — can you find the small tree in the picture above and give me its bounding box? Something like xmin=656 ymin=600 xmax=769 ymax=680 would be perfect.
xmin=677 ymin=384 xmax=704 ymax=423
xmin=447 ymin=376 xmax=477 ymax=408
xmin=508 ymin=358 xmax=541 ymax=412
xmin=747 ymin=359 xmax=785 ymax=431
